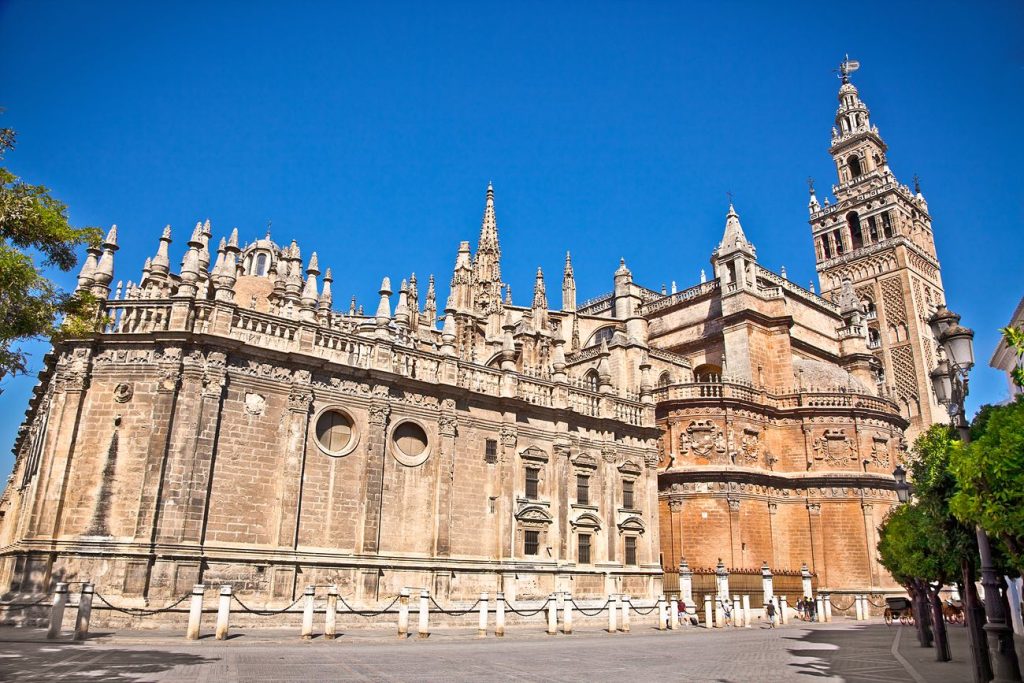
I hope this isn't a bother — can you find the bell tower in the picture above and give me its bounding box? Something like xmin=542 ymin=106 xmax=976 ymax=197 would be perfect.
xmin=810 ymin=57 xmax=946 ymax=440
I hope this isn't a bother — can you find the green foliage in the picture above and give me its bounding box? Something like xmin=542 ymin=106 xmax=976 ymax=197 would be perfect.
xmin=0 ymin=123 xmax=101 ymax=381
xmin=1000 ymin=325 xmax=1024 ymax=390
xmin=951 ymin=396 xmax=1024 ymax=572
xmin=877 ymin=424 xmax=978 ymax=586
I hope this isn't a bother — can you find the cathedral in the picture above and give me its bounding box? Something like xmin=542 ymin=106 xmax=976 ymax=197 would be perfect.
xmin=0 ymin=62 xmax=945 ymax=616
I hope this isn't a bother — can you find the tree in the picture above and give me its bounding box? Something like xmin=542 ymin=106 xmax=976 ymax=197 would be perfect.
xmin=999 ymin=325 xmax=1024 ymax=391
xmin=951 ymin=396 xmax=1024 ymax=574
xmin=0 ymin=123 xmax=101 ymax=385
xmin=877 ymin=424 xmax=979 ymax=662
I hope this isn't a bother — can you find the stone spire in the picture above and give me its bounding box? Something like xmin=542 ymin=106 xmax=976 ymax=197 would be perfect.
xmin=175 ymin=222 xmax=204 ymax=299
xmin=198 ymin=219 xmax=213 ymax=274
xmin=449 ymin=240 xmax=474 ymax=313
xmin=213 ymin=229 xmax=240 ymax=302
xmin=808 ymin=179 xmax=820 ymax=214
xmin=90 ymin=226 xmax=119 ymax=298
xmin=319 ymin=268 xmax=333 ymax=318
xmin=375 ymin=276 xmax=393 ymax=333
xmin=837 ymin=277 xmax=864 ymax=325
xmin=407 ymin=273 xmax=419 ymax=332
xmin=532 ymin=267 xmax=548 ymax=333
xmin=394 ymin=278 xmax=411 ymax=329
xmin=76 ymin=244 xmax=99 ymax=291
xmin=562 ymin=251 xmax=576 ymax=312
xmin=150 ymin=225 xmax=172 ymax=278
xmin=440 ymin=295 xmax=457 ymax=356
xmin=424 ymin=274 xmax=437 ymax=327
xmin=714 ymin=203 xmax=756 ymax=260
xmin=472 ymin=182 xmax=504 ymax=315
xmin=300 ymin=252 xmax=320 ymax=319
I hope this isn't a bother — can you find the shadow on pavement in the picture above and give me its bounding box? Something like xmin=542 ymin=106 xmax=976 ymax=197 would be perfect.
xmin=0 ymin=641 xmax=216 ymax=682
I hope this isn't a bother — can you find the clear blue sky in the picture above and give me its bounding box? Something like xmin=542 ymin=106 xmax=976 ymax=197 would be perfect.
xmin=1 ymin=1 xmax=1022 ymax=475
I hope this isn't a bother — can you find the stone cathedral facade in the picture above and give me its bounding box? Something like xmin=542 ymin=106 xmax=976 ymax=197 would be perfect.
xmin=0 ymin=63 xmax=945 ymax=612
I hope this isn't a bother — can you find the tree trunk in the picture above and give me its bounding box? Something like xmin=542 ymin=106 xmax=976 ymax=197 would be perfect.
xmin=912 ymin=580 xmax=934 ymax=648
xmin=929 ymin=584 xmax=951 ymax=662
xmin=962 ymin=560 xmax=992 ymax=683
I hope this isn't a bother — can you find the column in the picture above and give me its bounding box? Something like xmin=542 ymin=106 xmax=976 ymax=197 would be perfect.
xmin=358 ymin=398 xmax=390 ymax=554
xmin=761 ymin=561 xmax=774 ymax=606
xmin=433 ymin=402 xmax=458 ymax=557
xmin=679 ymin=558 xmax=693 ymax=611
xmin=727 ymin=498 xmax=742 ymax=567
xmin=806 ymin=502 xmax=826 ymax=588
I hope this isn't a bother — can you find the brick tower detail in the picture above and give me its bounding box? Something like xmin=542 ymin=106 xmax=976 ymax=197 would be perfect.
xmin=810 ymin=58 xmax=945 ymax=440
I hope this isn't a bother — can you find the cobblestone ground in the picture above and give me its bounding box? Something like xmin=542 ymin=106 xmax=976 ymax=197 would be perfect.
xmin=0 ymin=619 xmax=985 ymax=682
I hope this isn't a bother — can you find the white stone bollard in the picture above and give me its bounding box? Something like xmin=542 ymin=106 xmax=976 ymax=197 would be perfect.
xmin=398 ymin=588 xmax=410 ymax=638
xmin=607 ymin=593 xmax=617 ymax=633
xmin=733 ymin=595 xmax=742 ymax=627
xmin=478 ymin=592 xmax=488 ymax=637
xmin=815 ymin=594 xmax=824 ymax=623
xmin=495 ymin=592 xmax=506 ymax=637
xmin=780 ymin=596 xmax=789 ymax=625
xmin=823 ymin=593 xmax=832 ymax=623
xmin=563 ymin=593 xmax=573 ymax=634
xmin=48 ymin=582 xmax=68 ymax=640
xmin=704 ymin=594 xmax=713 ymax=628
xmin=418 ymin=589 xmax=430 ymax=639
xmin=301 ymin=585 xmax=315 ymax=639
xmin=620 ymin=595 xmax=630 ymax=633
xmin=742 ymin=595 xmax=751 ymax=628
xmin=669 ymin=598 xmax=679 ymax=630
xmin=186 ymin=584 xmax=205 ymax=640
xmin=215 ymin=585 xmax=232 ymax=641
xmin=714 ymin=596 xmax=724 ymax=628
xmin=325 ymin=585 xmax=338 ymax=640
xmin=657 ymin=595 xmax=667 ymax=631
xmin=854 ymin=594 xmax=864 ymax=620
xmin=546 ymin=594 xmax=557 ymax=635
xmin=73 ymin=583 xmax=94 ymax=641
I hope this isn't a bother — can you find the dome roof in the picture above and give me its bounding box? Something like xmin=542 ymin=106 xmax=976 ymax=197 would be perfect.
xmin=792 ymin=356 xmax=871 ymax=393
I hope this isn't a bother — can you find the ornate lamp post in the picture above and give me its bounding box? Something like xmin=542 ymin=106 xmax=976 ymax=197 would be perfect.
xmin=891 ymin=464 xmax=910 ymax=504
xmin=928 ymin=305 xmax=1021 ymax=683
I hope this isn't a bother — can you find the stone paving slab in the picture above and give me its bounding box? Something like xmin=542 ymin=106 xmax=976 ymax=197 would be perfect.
xmin=0 ymin=618 xmax=987 ymax=682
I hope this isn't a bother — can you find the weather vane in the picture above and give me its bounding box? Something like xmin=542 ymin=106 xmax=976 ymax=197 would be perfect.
xmin=807 ymin=177 xmax=815 ymax=193
xmin=834 ymin=54 xmax=860 ymax=83
xmin=726 ymin=190 xmax=733 ymax=206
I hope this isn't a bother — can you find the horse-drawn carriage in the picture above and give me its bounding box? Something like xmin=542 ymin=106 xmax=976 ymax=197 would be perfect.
xmin=884 ymin=596 xmax=914 ymax=626
xmin=942 ymin=598 xmax=965 ymax=625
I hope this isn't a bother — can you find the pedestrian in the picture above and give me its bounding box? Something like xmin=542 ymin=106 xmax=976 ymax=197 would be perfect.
xmin=766 ymin=600 xmax=777 ymax=628
xmin=722 ymin=599 xmax=732 ymax=627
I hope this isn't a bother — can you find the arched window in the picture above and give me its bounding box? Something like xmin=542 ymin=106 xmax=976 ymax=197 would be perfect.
xmin=692 ymin=363 xmax=722 ymax=383
xmin=847 ymin=211 xmax=863 ymax=250
xmin=863 ymin=297 xmax=876 ymax=320
xmin=848 ymin=154 xmax=863 ymax=178
xmin=867 ymin=327 xmax=881 ymax=349
xmin=583 ymin=369 xmax=600 ymax=392
xmin=657 ymin=372 xmax=671 ymax=388
xmin=255 ymin=253 xmax=268 ymax=276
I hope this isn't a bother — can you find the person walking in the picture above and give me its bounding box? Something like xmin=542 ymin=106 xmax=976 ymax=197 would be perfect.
xmin=766 ymin=600 xmax=777 ymax=629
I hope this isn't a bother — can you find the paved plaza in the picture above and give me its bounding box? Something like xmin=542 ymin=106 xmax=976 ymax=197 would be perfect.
xmin=0 ymin=618 xmax=987 ymax=682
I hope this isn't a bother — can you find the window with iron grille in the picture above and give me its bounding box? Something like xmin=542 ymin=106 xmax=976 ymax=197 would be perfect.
xmin=525 ymin=467 xmax=539 ymax=500
xmin=622 ymin=479 xmax=634 ymax=509
xmin=625 ymin=536 xmax=637 ymax=566
xmin=524 ymin=530 xmax=539 ymax=556
xmin=485 ymin=439 xmax=498 ymax=464
xmin=576 ymin=474 xmax=590 ymax=505
xmin=578 ymin=533 xmax=592 ymax=565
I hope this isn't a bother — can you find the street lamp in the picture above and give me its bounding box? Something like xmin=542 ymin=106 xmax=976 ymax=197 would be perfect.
xmin=892 ymin=464 xmax=910 ymax=504
xmin=928 ymin=306 xmax=1020 ymax=683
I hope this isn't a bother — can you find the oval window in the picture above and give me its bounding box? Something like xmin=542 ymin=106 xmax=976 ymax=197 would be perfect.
xmin=390 ymin=420 xmax=431 ymax=466
xmin=314 ymin=408 xmax=358 ymax=457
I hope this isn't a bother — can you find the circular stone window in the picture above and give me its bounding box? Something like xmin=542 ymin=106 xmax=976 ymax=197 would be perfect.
xmin=390 ymin=420 xmax=431 ymax=467
xmin=314 ymin=408 xmax=359 ymax=457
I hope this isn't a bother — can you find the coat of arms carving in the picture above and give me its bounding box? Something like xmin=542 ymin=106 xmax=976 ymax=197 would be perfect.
xmin=678 ymin=420 xmax=726 ymax=462
xmin=812 ymin=429 xmax=857 ymax=466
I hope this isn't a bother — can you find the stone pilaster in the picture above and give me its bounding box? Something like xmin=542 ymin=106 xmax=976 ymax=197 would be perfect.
xmin=806 ymin=502 xmax=825 ymax=588
xmin=432 ymin=399 xmax=457 ymax=557
xmin=357 ymin=394 xmax=390 ymax=554
xmin=274 ymin=374 xmax=313 ymax=548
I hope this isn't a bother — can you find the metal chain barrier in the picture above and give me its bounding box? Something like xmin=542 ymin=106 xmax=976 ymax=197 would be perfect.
xmin=828 ymin=595 xmax=856 ymax=611
xmin=93 ymin=591 xmax=191 ymax=616
xmin=428 ymin=596 xmax=481 ymax=617
xmin=336 ymin=594 xmax=400 ymax=618
xmin=231 ymin=594 xmax=303 ymax=616
xmin=0 ymin=595 xmax=51 ymax=612
xmin=501 ymin=597 xmax=551 ymax=617
xmin=629 ymin=602 xmax=658 ymax=615
xmin=569 ymin=599 xmax=610 ymax=616
xmin=866 ymin=596 xmax=888 ymax=608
